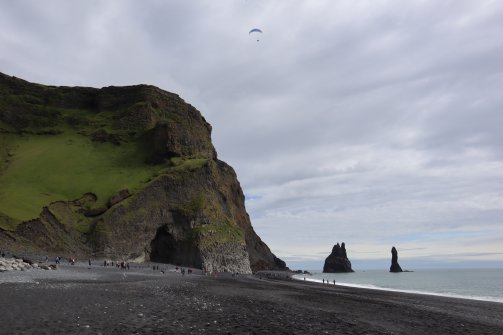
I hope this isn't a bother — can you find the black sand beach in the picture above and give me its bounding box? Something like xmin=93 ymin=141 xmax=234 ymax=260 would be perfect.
xmin=1 ymin=264 xmax=503 ymax=334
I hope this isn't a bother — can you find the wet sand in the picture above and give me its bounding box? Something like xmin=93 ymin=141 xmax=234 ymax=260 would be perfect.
xmin=1 ymin=264 xmax=503 ymax=334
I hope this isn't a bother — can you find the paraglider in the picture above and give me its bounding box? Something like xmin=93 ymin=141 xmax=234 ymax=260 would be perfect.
xmin=249 ymin=28 xmax=263 ymax=42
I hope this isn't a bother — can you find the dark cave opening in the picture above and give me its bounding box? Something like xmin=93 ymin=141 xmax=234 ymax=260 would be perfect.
xmin=149 ymin=225 xmax=203 ymax=269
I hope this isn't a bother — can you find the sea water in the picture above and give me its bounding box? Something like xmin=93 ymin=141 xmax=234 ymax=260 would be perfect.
xmin=292 ymin=268 xmax=503 ymax=303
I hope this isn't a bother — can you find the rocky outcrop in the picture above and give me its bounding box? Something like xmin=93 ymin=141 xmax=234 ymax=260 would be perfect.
xmin=91 ymin=129 xmax=122 ymax=146
xmin=390 ymin=246 xmax=403 ymax=273
xmin=146 ymin=119 xmax=216 ymax=164
xmin=107 ymin=189 xmax=132 ymax=208
xmin=91 ymin=159 xmax=276 ymax=274
xmin=0 ymin=73 xmax=286 ymax=274
xmin=0 ymin=257 xmax=56 ymax=272
xmin=323 ymin=242 xmax=354 ymax=273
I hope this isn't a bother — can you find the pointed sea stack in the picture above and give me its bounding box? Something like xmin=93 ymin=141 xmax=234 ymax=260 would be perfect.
xmin=323 ymin=242 xmax=354 ymax=273
xmin=390 ymin=246 xmax=403 ymax=272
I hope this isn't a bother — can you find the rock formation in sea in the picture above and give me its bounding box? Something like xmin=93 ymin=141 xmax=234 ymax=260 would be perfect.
xmin=0 ymin=72 xmax=287 ymax=274
xmin=323 ymin=242 xmax=354 ymax=273
xmin=389 ymin=246 xmax=403 ymax=273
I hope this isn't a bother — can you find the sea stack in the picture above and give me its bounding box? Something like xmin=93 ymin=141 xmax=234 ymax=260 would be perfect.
xmin=323 ymin=242 xmax=354 ymax=273
xmin=390 ymin=246 xmax=403 ymax=273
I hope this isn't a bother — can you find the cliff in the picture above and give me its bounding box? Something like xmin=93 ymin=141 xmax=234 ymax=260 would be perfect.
xmin=323 ymin=242 xmax=354 ymax=273
xmin=0 ymin=72 xmax=286 ymax=273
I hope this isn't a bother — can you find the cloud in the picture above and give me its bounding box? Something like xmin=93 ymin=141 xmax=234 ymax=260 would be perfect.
xmin=1 ymin=0 xmax=503 ymax=268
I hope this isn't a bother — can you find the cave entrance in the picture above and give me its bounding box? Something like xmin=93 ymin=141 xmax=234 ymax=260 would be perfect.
xmin=149 ymin=225 xmax=203 ymax=269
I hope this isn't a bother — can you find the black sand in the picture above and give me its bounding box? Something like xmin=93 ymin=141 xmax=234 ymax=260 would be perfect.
xmin=1 ymin=265 xmax=502 ymax=334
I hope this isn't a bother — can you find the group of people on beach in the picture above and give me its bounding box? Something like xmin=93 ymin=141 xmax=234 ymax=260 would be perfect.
xmin=0 ymin=250 xmax=238 ymax=279
xmin=50 ymin=256 xmax=71 ymax=265
xmin=102 ymin=260 xmax=130 ymax=270
xmin=174 ymin=266 xmax=192 ymax=275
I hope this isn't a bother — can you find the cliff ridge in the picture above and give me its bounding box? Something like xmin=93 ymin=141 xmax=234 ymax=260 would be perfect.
xmin=0 ymin=72 xmax=286 ymax=273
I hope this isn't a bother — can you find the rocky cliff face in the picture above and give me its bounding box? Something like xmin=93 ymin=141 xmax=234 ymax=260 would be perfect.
xmin=0 ymin=72 xmax=286 ymax=273
xmin=323 ymin=242 xmax=354 ymax=273
xmin=389 ymin=246 xmax=403 ymax=273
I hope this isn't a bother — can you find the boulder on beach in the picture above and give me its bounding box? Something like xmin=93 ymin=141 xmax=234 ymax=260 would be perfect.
xmin=323 ymin=242 xmax=354 ymax=273
xmin=0 ymin=256 xmax=54 ymax=271
xmin=390 ymin=246 xmax=403 ymax=273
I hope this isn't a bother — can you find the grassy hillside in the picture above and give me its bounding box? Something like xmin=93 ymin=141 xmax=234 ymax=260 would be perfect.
xmin=0 ymin=130 xmax=166 ymax=223
xmin=0 ymin=73 xmax=215 ymax=233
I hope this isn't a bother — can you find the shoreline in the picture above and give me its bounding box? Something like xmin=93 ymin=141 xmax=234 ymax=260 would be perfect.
xmin=2 ymin=265 xmax=503 ymax=334
xmin=292 ymin=274 xmax=503 ymax=304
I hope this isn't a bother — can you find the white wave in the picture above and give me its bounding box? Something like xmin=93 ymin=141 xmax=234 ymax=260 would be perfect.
xmin=292 ymin=274 xmax=503 ymax=304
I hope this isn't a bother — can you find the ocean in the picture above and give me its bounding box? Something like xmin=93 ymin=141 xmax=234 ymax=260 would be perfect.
xmin=292 ymin=268 xmax=503 ymax=303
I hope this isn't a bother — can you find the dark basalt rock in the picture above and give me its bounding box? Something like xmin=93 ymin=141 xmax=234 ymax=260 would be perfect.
xmin=323 ymin=242 xmax=354 ymax=273
xmin=390 ymin=246 xmax=403 ymax=272
xmin=107 ymin=189 xmax=132 ymax=208
xmin=22 ymin=257 xmax=35 ymax=265
xmin=83 ymin=207 xmax=108 ymax=217
xmin=91 ymin=129 xmax=122 ymax=146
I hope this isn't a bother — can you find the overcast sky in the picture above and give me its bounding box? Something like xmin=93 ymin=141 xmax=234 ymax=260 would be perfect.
xmin=1 ymin=0 xmax=502 ymax=269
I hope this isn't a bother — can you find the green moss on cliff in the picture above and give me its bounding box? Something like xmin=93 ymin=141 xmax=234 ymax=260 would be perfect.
xmin=170 ymin=157 xmax=208 ymax=170
xmin=0 ymin=212 xmax=19 ymax=231
xmin=0 ymin=131 xmax=167 ymax=222
xmin=172 ymin=192 xmax=206 ymax=218
xmin=47 ymin=202 xmax=92 ymax=234
xmin=192 ymin=220 xmax=244 ymax=250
